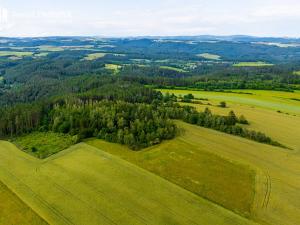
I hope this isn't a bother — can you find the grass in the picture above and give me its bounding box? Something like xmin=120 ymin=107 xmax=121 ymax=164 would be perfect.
xmin=197 ymin=53 xmax=221 ymax=60
xmin=160 ymin=66 xmax=187 ymax=72
xmin=14 ymin=132 xmax=77 ymax=159
xmin=0 ymin=181 xmax=48 ymax=225
xmin=159 ymin=89 xmax=300 ymax=150
xmin=105 ymin=63 xmax=121 ymax=74
xmin=0 ymin=141 xmax=256 ymax=225
xmin=294 ymin=71 xmax=300 ymax=76
xmin=87 ymin=120 xmax=300 ymax=225
xmin=86 ymin=130 xmax=256 ymax=218
xmin=34 ymin=52 xmax=49 ymax=57
xmin=233 ymin=62 xmax=274 ymax=67
xmin=0 ymin=51 xmax=34 ymax=57
xmin=159 ymin=89 xmax=300 ymax=116
xmin=38 ymin=46 xmax=64 ymax=52
xmin=84 ymin=52 xmax=107 ymax=60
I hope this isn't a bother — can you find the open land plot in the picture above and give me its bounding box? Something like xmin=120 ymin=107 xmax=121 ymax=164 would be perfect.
xmin=14 ymin=132 xmax=77 ymax=159
xmin=88 ymin=121 xmax=300 ymax=225
xmin=0 ymin=181 xmax=48 ymax=225
xmin=84 ymin=52 xmax=107 ymax=60
xmin=197 ymin=53 xmax=221 ymax=60
xmin=159 ymin=89 xmax=300 ymax=115
xmin=0 ymin=51 xmax=34 ymax=57
xmin=159 ymin=89 xmax=300 ymax=151
xmin=233 ymin=62 xmax=274 ymax=67
xmin=0 ymin=141 xmax=256 ymax=225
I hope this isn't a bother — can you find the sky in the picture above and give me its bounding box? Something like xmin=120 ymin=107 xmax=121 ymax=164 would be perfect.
xmin=0 ymin=0 xmax=300 ymax=37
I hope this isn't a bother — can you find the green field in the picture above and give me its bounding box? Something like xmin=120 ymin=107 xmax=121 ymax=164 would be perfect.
xmin=294 ymin=71 xmax=300 ymax=75
xmin=0 ymin=51 xmax=34 ymax=57
xmin=87 ymin=120 xmax=300 ymax=225
xmin=38 ymin=46 xmax=65 ymax=52
xmin=105 ymin=63 xmax=122 ymax=73
xmin=0 ymin=181 xmax=48 ymax=225
xmin=14 ymin=132 xmax=77 ymax=159
xmin=84 ymin=52 xmax=107 ymax=60
xmin=233 ymin=62 xmax=274 ymax=67
xmin=159 ymin=89 xmax=300 ymax=115
xmin=197 ymin=53 xmax=221 ymax=60
xmin=0 ymin=141 xmax=256 ymax=225
xmin=160 ymin=66 xmax=187 ymax=72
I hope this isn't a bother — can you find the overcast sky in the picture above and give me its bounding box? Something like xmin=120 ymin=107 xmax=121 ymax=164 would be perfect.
xmin=0 ymin=0 xmax=300 ymax=37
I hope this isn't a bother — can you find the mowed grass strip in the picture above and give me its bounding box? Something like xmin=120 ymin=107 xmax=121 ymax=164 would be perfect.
xmin=159 ymin=66 xmax=187 ymax=72
xmin=0 ymin=181 xmax=48 ymax=225
xmin=0 ymin=141 xmax=257 ymax=225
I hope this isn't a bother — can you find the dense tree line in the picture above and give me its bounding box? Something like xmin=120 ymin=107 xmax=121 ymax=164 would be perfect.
xmin=0 ymin=83 xmax=285 ymax=149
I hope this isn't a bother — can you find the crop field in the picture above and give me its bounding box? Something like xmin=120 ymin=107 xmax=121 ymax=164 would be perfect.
xmin=0 ymin=181 xmax=48 ymax=225
xmin=233 ymin=62 xmax=274 ymax=67
xmin=0 ymin=51 xmax=34 ymax=57
xmin=197 ymin=53 xmax=221 ymax=60
xmin=159 ymin=66 xmax=187 ymax=72
xmin=0 ymin=141 xmax=256 ymax=225
xmin=294 ymin=71 xmax=300 ymax=75
xmin=159 ymin=89 xmax=300 ymax=115
xmin=84 ymin=52 xmax=107 ymax=60
xmin=87 ymin=121 xmax=300 ymax=225
xmin=160 ymin=89 xmax=300 ymax=150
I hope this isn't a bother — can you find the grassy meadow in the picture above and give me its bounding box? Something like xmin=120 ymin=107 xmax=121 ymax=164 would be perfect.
xmin=0 ymin=141 xmax=256 ymax=225
xmin=197 ymin=53 xmax=221 ymax=60
xmin=0 ymin=51 xmax=34 ymax=57
xmin=105 ymin=63 xmax=122 ymax=73
xmin=0 ymin=181 xmax=48 ymax=225
xmin=84 ymin=52 xmax=107 ymax=60
xmin=233 ymin=62 xmax=274 ymax=67
xmin=14 ymin=132 xmax=77 ymax=159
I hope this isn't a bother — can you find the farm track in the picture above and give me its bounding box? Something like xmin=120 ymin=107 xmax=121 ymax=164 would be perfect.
xmin=262 ymin=172 xmax=271 ymax=209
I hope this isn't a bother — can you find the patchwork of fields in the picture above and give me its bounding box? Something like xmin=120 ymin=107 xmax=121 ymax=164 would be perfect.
xmin=0 ymin=141 xmax=256 ymax=225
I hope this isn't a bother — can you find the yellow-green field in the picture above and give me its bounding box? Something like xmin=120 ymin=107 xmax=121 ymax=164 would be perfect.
xmin=160 ymin=66 xmax=187 ymax=72
xmin=0 ymin=141 xmax=256 ymax=225
xmin=105 ymin=64 xmax=122 ymax=73
xmin=233 ymin=62 xmax=274 ymax=67
xmin=38 ymin=46 xmax=65 ymax=52
xmin=0 ymin=181 xmax=48 ymax=225
xmin=87 ymin=121 xmax=300 ymax=225
xmin=0 ymin=51 xmax=34 ymax=57
xmin=294 ymin=71 xmax=300 ymax=75
xmin=159 ymin=89 xmax=300 ymax=150
xmin=84 ymin=52 xmax=107 ymax=60
xmin=197 ymin=53 xmax=221 ymax=60
xmin=159 ymin=89 xmax=300 ymax=115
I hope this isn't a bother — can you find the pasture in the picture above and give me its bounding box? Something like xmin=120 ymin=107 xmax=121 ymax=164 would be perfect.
xmin=84 ymin=52 xmax=107 ymax=60
xmin=105 ymin=63 xmax=122 ymax=73
xmin=87 ymin=121 xmax=300 ymax=225
xmin=14 ymin=132 xmax=77 ymax=159
xmin=197 ymin=53 xmax=221 ymax=60
xmin=0 ymin=51 xmax=34 ymax=57
xmin=0 ymin=181 xmax=48 ymax=225
xmin=233 ymin=62 xmax=274 ymax=67
xmin=294 ymin=71 xmax=300 ymax=75
xmin=0 ymin=141 xmax=256 ymax=225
